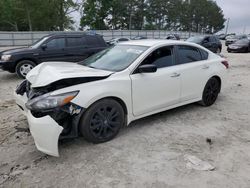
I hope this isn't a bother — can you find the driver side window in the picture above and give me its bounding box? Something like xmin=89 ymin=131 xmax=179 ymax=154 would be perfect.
xmin=141 ymin=46 xmax=174 ymax=68
xmin=46 ymin=38 xmax=65 ymax=49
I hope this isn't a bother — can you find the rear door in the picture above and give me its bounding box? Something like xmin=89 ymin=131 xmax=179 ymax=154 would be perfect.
xmin=209 ymin=36 xmax=218 ymax=53
xmin=65 ymin=36 xmax=90 ymax=62
xmin=38 ymin=37 xmax=66 ymax=62
xmin=202 ymin=36 xmax=216 ymax=52
xmin=176 ymin=45 xmax=210 ymax=102
xmin=130 ymin=46 xmax=181 ymax=116
xmin=85 ymin=35 xmax=107 ymax=55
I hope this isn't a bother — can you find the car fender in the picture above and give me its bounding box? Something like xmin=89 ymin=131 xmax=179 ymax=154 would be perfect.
xmin=51 ymin=77 xmax=134 ymax=124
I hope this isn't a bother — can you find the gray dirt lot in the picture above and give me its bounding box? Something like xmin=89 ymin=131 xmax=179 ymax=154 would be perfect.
xmin=0 ymin=43 xmax=250 ymax=188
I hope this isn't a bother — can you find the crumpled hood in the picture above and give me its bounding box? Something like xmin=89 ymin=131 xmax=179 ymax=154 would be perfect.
xmin=26 ymin=61 xmax=113 ymax=87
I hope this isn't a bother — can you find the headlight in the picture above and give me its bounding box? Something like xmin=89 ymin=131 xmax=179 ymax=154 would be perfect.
xmin=1 ymin=54 xmax=11 ymax=61
xmin=26 ymin=91 xmax=79 ymax=111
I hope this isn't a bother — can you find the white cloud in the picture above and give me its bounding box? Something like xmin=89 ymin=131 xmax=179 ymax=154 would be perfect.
xmin=215 ymin=0 xmax=250 ymax=34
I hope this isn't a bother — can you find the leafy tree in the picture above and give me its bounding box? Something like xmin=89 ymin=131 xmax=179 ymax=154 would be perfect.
xmin=0 ymin=0 xmax=225 ymax=33
xmin=0 ymin=0 xmax=78 ymax=31
xmin=80 ymin=0 xmax=110 ymax=30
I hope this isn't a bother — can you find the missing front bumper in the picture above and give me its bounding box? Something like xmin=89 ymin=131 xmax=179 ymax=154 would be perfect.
xmin=15 ymin=92 xmax=63 ymax=156
xmin=14 ymin=90 xmax=83 ymax=157
xmin=27 ymin=111 xmax=63 ymax=157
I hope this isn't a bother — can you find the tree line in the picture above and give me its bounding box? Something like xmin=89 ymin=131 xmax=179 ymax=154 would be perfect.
xmin=0 ymin=0 xmax=225 ymax=33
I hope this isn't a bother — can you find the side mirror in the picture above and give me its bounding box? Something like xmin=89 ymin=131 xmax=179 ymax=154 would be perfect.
xmin=41 ymin=44 xmax=47 ymax=50
xmin=138 ymin=64 xmax=157 ymax=73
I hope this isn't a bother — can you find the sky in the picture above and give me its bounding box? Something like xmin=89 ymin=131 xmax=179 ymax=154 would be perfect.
xmin=72 ymin=0 xmax=250 ymax=34
xmin=215 ymin=0 xmax=250 ymax=34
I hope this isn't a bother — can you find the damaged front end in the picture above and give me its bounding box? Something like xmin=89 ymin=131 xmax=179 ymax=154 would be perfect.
xmin=15 ymin=80 xmax=85 ymax=157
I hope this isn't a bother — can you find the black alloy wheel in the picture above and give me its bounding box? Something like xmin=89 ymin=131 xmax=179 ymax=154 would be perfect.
xmin=200 ymin=77 xmax=220 ymax=106
xmin=80 ymin=99 xmax=124 ymax=143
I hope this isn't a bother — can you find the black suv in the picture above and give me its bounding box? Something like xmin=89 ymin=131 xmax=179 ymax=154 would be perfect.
xmin=0 ymin=33 xmax=107 ymax=78
xmin=187 ymin=35 xmax=222 ymax=53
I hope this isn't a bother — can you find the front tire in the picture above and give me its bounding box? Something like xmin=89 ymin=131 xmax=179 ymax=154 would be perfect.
xmin=200 ymin=77 xmax=221 ymax=107
xmin=16 ymin=60 xmax=36 ymax=78
xmin=79 ymin=99 xmax=125 ymax=143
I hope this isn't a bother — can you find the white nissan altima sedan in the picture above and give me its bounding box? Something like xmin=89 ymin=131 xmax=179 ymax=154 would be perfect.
xmin=14 ymin=40 xmax=228 ymax=157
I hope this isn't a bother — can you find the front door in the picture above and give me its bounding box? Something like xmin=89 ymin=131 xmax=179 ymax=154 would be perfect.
xmin=130 ymin=46 xmax=181 ymax=116
xmin=38 ymin=37 xmax=66 ymax=62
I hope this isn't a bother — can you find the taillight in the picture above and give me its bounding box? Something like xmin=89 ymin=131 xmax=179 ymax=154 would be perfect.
xmin=221 ymin=60 xmax=229 ymax=69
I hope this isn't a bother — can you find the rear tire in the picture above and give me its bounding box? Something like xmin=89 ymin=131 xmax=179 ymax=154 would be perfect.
xmin=16 ymin=60 xmax=36 ymax=79
xmin=199 ymin=77 xmax=221 ymax=107
xmin=79 ymin=99 xmax=125 ymax=144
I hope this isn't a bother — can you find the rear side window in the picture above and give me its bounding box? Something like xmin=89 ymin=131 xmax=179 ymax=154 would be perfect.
xmin=66 ymin=37 xmax=86 ymax=47
xmin=177 ymin=45 xmax=202 ymax=64
xmin=142 ymin=46 xmax=174 ymax=68
xmin=46 ymin=38 xmax=65 ymax=49
xmin=200 ymin=49 xmax=209 ymax=60
xmin=86 ymin=36 xmax=101 ymax=47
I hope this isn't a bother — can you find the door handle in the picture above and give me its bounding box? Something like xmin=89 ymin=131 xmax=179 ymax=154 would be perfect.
xmin=202 ymin=65 xmax=210 ymax=69
xmin=170 ymin=73 xmax=181 ymax=77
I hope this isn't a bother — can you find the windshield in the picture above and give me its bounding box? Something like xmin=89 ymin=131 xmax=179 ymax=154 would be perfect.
xmin=30 ymin=36 xmax=49 ymax=48
xmin=79 ymin=45 xmax=148 ymax=72
xmin=232 ymin=35 xmax=247 ymax=40
xmin=187 ymin=36 xmax=204 ymax=43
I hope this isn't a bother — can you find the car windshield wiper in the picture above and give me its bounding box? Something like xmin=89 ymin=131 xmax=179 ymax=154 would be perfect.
xmin=87 ymin=65 xmax=96 ymax=69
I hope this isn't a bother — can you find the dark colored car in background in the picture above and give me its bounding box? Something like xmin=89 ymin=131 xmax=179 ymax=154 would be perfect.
xmin=131 ymin=36 xmax=147 ymax=40
xmin=247 ymin=34 xmax=250 ymax=40
xmin=218 ymin=33 xmax=236 ymax=40
xmin=218 ymin=34 xmax=226 ymax=40
xmin=227 ymin=39 xmax=250 ymax=53
xmin=187 ymin=35 xmax=222 ymax=53
xmin=165 ymin=34 xmax=180 ymax=40
xmin=225 ymin=34 xmax=248 ymax=46
xmin=106 ymin=37 xmax=130 ymax=46
xmin=0 ymin=33 xmax=107 ymax=78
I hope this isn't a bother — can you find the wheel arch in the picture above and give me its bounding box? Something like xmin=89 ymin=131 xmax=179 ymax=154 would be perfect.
xmin=87 ymin=96 xmax=128 ymax=115
xmin=16 ymin=58 xmax=38 ymax=66
xmin=78 ymin=96 xmax=129 ymax=137
xmin=209 ymin=75 xmax=222 ymax=92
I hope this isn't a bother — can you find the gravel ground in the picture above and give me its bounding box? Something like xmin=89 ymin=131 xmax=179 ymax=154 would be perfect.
xmin=0 ymin=43 xmax=250 ymax=188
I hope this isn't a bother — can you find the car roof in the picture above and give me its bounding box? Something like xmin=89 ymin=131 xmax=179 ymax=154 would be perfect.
xmin=43 ymin=32 xmax=102 ymax=38
xmin=119 ymin=39 xmax=195 ymax=47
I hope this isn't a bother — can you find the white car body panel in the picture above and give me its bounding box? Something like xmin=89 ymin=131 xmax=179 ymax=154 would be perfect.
xmin=51 ymin=72 xmax=134 ymax=123
xmin=27 ymin=111 xmax=63 ymax=157
xmin=130 ymin=66 xmax=181 ymax=116
xmin=14 ymin=40 xmax=227 ymax=156
xmin=15 ymin=92 xmax=63 ymax=157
